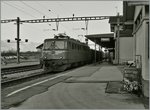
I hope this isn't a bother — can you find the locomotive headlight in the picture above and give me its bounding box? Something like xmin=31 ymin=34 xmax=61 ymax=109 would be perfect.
xmin=60 ymin=56 xmax=63 ymax=59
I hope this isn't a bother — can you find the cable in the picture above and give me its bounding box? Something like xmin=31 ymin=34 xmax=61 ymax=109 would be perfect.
xmin=2 ymin=2 xmax=51 ymax=37
xmin=2 ymin=2 xmax=36 ymax=18
xmin=12 ymin=2 xmax=53 ymax=36
xmin=2 ymin=2 xmax=82 ymax=40
xmin=35 ymin=1 xmax=78 ymax=37
xmin=57 ymin=2 xmax=73 ymax=16
xmin=55 ymin=2 xmax=87 ymax=40
xmin=20 ymin=1 xmax=48 ymax=17
xmin=20 ymin=1 xmax=53 ymax=32
xmin=35 ymin=2 xmax=55 ymax=19
xmin=35 ymin=2 xmax=59 ymax=18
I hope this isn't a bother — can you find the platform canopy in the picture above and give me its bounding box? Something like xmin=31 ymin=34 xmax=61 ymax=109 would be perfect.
xmin=36 ymin=43 xmax=43 ymax=49
xmin=85 ymin=33 xmax=115 ymax=48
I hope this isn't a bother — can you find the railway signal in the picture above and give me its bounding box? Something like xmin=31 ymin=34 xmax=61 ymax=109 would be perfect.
xmin=25 ymin=39 xmax=28 ymax=42
xmin=7 ymin=39 xmax=10 ymax=43
xmin=6 ymin=37 xmax=28 ymax=64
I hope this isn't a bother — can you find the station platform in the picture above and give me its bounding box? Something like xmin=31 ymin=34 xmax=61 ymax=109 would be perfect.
xmin=10 ymin=62 xmax=146 ymax=109
xmin=1 ymin=61 xmax=40 ymax=69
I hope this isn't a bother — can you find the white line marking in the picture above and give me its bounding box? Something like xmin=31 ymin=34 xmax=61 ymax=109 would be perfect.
xmin=6 ymin=73 xmax=70 ymax=97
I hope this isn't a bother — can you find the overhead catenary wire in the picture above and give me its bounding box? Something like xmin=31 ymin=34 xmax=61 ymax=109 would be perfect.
xmin=2 ymin=1 xmax=51 ymax=37
xmin=35 ymin=1 xmax=79 ymax=37
xmin=20 ymin=1 xmax=53 ymax=32
xmin=35 ymin=1 xmax=85 ymax=35
xmin=2 ymin=2 xmax=112 ymax=42
xmin=20 ymin=1 xmax=48 ymax=18
xmin=55 ymin=2 xmax=90 ymax=41
xmin=2 ymin=2 xmax=36 ymax=18
xmin=35 ymin=1 xmax=59 ymax=18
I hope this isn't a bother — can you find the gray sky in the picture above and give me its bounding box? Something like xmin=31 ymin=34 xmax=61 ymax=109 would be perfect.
xmin=1 ymin=1 xmax=123 ymax=46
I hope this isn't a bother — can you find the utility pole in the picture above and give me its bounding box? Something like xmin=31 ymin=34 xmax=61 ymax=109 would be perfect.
xmin=117 ymin=13 xmax=120 ymax=64
xmin=85 ymin=20 xmax=88 ymax=35
xmin=85 ymin=20 xmax=88 ymax=45
xmin=99 ymin=45 xmax=101 ymax=62
xmin=16 ymin=17 xmax=20 ymax=64
xmin=7 ymin=17 xmax=28 ymax=65
xmin=95 ymin=39 xmax=97 ymax=63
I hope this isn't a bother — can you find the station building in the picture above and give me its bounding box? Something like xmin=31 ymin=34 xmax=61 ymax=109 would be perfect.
xmin=109 ymin=1 xmax=149 ymax=97
xmin=129 ymin=1 xmax=149 ymax=98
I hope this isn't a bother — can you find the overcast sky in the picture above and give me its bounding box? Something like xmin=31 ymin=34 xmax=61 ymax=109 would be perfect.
xmin=1 ymin=1 xmax=123 ymax=46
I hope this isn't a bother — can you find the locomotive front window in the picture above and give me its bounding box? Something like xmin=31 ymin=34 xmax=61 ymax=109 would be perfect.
xmin=44 ymin=40 xmax=67 ymax=50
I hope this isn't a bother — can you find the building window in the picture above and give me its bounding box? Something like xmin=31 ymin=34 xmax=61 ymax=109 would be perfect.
xmin=135 ymin=10 xmax=142 ymax=29
xmin=72 ymin=43 xmax=74 ymax=49
xmin=145 ymin=5 xmax=149 ymax=14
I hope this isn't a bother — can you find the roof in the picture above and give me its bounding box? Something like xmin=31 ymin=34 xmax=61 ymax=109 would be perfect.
xmin=109 ymin=16 xmax=124 ymax=32
xmin=109 ymin=16 xmax=124 ymax=24
xmin=123 ymin=1 xmax=148 ymax=22
xmin=85 ymin=33 xmax=114 ymax=38
xmin=119 ymin=29 xmax=133 ymax=37
xmin=127 ymin=1 xmax=149 ymax=6
xmin=85 ymin=33 xmax=115 ymax=48
xmin=36 ymin=43 xmax=43 ymax=49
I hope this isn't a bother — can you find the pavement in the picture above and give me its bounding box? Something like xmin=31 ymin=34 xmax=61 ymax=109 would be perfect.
xmin=8 ymin=62 xmax=146 ymax=109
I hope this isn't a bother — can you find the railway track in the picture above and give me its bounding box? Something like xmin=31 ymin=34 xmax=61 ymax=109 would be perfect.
xmin=1 ymin=64 xmax=42 ymax=75
xmin=1 ymin=63 xmax=81 ymax=85
xmin=1 ymin=64 xmax=44 ymax=84
xmin=1 ymin=69 xmax=45 ymax=84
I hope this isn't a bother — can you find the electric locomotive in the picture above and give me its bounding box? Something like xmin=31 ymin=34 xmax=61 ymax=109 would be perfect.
xmin=42 ymin=33 xmax=92 ymax=72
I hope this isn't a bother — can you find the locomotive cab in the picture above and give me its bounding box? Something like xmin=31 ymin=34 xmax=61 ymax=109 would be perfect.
xmin=42 ymin=35 xmax=69 ymax=71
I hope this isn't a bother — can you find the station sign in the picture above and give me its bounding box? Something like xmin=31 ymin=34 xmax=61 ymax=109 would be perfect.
xmin=101 ymin=38 xmax=110 ymax=42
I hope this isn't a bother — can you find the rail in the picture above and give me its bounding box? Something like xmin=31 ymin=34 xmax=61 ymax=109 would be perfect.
xmin=1 ymin=64 xmax=42 ymax=76
xmin=1 ymin=69 xmax=45 ymax=84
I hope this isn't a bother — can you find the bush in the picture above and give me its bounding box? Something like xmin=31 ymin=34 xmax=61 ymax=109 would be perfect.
xmin=1 ymin=50 xmax=16 ymax=56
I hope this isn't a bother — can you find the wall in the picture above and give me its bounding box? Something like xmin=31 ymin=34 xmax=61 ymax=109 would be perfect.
xmin=134 ymin=7 xmax=149 ymax=80
xmin=119 ymin=37 xmax=134 ymax=64
xmin=133 ymin=5 xmax=149 ymax=97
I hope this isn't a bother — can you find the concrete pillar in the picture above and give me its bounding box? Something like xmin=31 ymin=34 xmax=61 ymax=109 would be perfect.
xmin=114 ymin=38 xmax=118 ymax=64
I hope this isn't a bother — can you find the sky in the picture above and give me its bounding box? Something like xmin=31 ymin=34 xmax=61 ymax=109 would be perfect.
xmin=1 ymin=1 xmax=123 ymax=49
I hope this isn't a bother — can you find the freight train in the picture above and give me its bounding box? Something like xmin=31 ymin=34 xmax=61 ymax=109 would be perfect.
xmin=41 ymin=33 xmax=102 ymax=71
